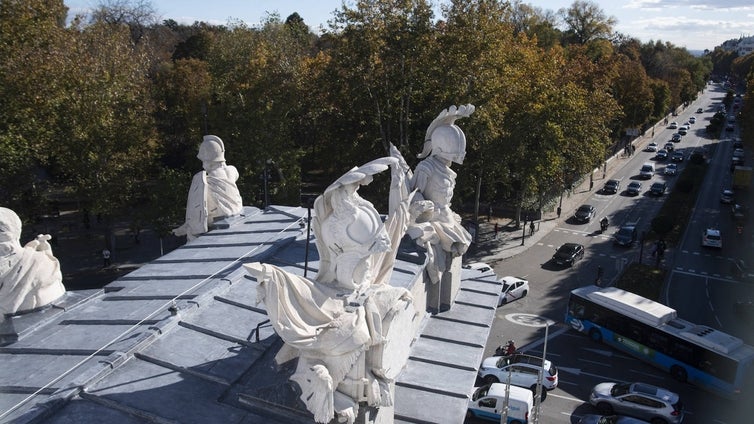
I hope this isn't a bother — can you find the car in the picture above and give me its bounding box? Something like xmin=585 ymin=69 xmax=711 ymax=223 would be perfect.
xmin=589 ymin=382 xmax=684 ymax=424
xmin=726 ymin=123 xmax=735 ymax=131
xmin=603 ymin=179 xmax=620 ymax=194
xmin=671 ymin=133 xmax=682 ymax=142
xmin=574 ymin=204 xmax=596 ymax=223
xmin=682 ymin=122 xmax=690 ymax=128
xmin=649 ymin=182 xmax=666 ymax=196
xmin=663 ymin=142 xmax=673 ymax=152
xmin=644 ymin=142 xmax=658 ymax=152
xmin=667 ymin=122 xmax=677 ymax=129
xmin=478 ymin=353 xmax=559 ymax=395
xmin=664 ymin=164 xmax=677 ymax=176
xmin=498 ymin=276 xmax=529 ymax=306
xmin=733 ymin=148 xmax=744 ymax=160
xmin=639 ymin=163 xmax=655 ymax=179
xmin=677 ymin=127 xmax=687 ymax=135
xmin=463 ymin=262 xmax=493 ymax=274
xmin=670 ymin=151 xmax=684 ymax=162
xmin=655 ymin=149 xmax=668 ymax=160
xmin=701 ymin=228 xmax=722 ymax=248
xmin=720 ymin=189 xmax=735 ymax=204
xmin=626 ymin=181 xmax=642 ymax=196
xmin=696 ymin=107 xmax=703 ymax=113
xmin=733 ymin=140 xmax=744 ymax=150
xmin=613 ymin=225 xmax=638 ymax=247
xmin=553 ymin=243 xmax=585 ymax=266
xmin=731 ymin=203 xmax=746 ymax=220
xmin=578 ymin=415 xmax=651 ymax=424
xmin=688 ymin=116 xmax=696 ymax=124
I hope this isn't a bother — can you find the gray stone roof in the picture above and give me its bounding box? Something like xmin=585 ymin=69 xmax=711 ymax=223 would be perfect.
xmin=1 ymin=206 xmax=500 ymax=424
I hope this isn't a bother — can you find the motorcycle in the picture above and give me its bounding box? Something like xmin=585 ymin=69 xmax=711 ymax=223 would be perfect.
xmin=599 ymin=218 xmax=609 ymax=233
xmin=494 ymin=339 xmax=516 ymax=356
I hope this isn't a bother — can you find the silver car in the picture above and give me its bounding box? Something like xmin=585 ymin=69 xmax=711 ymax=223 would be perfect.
xmin=578 ymin=415 xmax=650 ymax=424
xmin=589 ymin=382 xmax=684 ymax=424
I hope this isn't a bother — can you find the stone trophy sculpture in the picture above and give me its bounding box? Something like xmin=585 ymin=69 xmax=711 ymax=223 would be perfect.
xmin=173 ymin=135 xmax=243 ymax=241
xmin=0 ymin=207 xmax=65 ymax=316
xmin=244 ymin=145 xmax=416 ymax=423
xmin=407 ymin=104 xmax=474 ymax=286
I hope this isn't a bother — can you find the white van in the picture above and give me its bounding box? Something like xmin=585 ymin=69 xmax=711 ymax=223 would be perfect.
xmin=639 ymin=163 xmax=655 ymax=179
xmin=467 ymin=383 xmax=534 ymax=423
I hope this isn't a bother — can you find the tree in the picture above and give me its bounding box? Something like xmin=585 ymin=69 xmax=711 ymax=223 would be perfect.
xmin=559 ymin=0 xmax=616 ymax=45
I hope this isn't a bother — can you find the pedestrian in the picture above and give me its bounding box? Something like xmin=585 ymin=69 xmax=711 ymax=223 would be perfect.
xmin=102 ymin=248 xmax=111 ymax=268
xmin=529 ymin=221 xmax=535 ymax=236
xmin=557 ymin=206 xmax=562 ymax=218
xmin=494 ymin=222 xmax=499 ymax=238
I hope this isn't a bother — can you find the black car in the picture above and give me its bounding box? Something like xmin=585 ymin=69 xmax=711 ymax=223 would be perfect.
xmin=574 ymin=204 xmax=596 ymax=223
xmin=602 ymin=179 xmax=620 ymax=194
xmin=671 ymin=133 xmax=682 ymax=142
xmin=650 ymin=182 xmax=667 ymax=196
xmin=614 ymin=225 xmax=638 ymax=247
xmin=553 ymin=243 xmax=585 ymax=267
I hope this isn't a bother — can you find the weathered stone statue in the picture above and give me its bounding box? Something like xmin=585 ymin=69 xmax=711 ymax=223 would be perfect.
xmin=173 ymin=135 xmax=243 ymax=241
xmin=245 ymin=145 xmax=415 ymax=423
xmin=408 ymin=104 xmax=475 ymax=285
xmin=0 ymin=207 xmax=65 ymax=316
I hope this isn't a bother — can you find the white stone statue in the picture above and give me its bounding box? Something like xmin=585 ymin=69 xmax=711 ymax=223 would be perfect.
xmin=408 ymin=104 xmax=475 ymax=284
xmin=173 ymin=135 xmax=243 ymax=241
xmin=0 ymin=207 xmax=65 ymax=316
xmin=244 ymin=146 xmax=415 ymax=423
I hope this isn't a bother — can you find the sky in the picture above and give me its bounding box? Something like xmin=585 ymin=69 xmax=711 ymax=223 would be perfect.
xmin=63 ymin=0 xmax=754 ymax=52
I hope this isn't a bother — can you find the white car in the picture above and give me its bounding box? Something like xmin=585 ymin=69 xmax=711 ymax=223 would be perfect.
xmin=645 ymin=142 xmax=658 ymax=152
xmin=668 ymin=122 xmax=678 ymax=129
xmin=478 ymin=353 xmax=559 ymax=396
xmin=701 ymin=228 xmax=722 ymax=248
xmin=463 ymin=262 xmax=493 ymax=274
xmin=498 ymin=276 xmax=529 ymax=306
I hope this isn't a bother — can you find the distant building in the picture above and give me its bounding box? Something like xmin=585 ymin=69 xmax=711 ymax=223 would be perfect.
xmin=719 ymin=35 xmax=754 ymax=56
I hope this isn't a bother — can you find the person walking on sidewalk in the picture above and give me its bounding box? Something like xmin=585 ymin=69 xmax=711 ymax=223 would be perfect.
xmin=529 ymin=221 xmax=535 ymax=236
xmin=102 ymin=248 xmax=111 ymax=268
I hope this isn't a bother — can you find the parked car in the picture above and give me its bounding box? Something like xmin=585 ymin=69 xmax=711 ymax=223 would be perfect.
xmin=574 ymin=204 xmax=597 ymax=223
xmin=478 ymin=353 xmax=559 ymax=395
xmin=614 ymin=225 xmax=638 ymax=247
xmin=644 ymin=142 xmax=658 ymax=152
xmin=655 ymin=149 xmax=668 ymax=160
xmin=553 ymin=243 xmax=585 ymax=266
xmin=498 ymin=276 xmax=529 ymax=306
xmin=626 ymin=181 xmax=642 ymax=196
xmin=603 ymin=179 xmax=620 ymax=194
xmin=670 ymin=152 xmax=684 ymax=162
xmin=588 ymin=382 xmax=684 ymax=424
xmin=650 ymin=182 xmax=667 ymax=196
xmin=701 ymin=228 xmax=722 ymax=248
xmin=664 ymin=164 xmax=678 ymax=176
xmin=578 ymin=415 xmax=651 ymax=424
xmin=720 ymin=189 xmax=735 ymax=204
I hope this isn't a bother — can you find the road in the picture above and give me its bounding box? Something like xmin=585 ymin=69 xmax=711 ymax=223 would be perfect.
xmin=468 ymin=83 xmax=753 ymax=424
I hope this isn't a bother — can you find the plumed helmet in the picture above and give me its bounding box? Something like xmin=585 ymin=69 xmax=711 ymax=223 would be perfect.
xmin=197 ymin=135 xmax=226 ymax=162
xmin=430 ymin=125 xmax=466 ymax=164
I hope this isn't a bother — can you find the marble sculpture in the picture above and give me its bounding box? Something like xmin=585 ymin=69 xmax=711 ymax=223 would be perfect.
xmin=244 ymin=105 xmax=474 ymax=423
xmin=0 ymin=207 xmax=65 ymax=316
xmin=174 ymin=135 xmax=243 ymax=241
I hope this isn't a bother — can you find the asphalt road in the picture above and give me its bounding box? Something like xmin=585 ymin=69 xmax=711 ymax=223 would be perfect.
xmin=470 ymin=83 xmax=753 ymax=424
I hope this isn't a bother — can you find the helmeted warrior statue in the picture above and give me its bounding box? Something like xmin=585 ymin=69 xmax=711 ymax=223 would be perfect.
xmin=0 ymin=207 xmax=65 ymax=316
xmin=408 ymin=104 xmax=475 ymax=284
xmin=173 ymin=135 xmax=243 ymax=241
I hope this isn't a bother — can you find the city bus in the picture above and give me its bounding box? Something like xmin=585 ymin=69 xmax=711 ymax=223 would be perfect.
xmin=565 ymin=285 xmax=754 ymax=399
